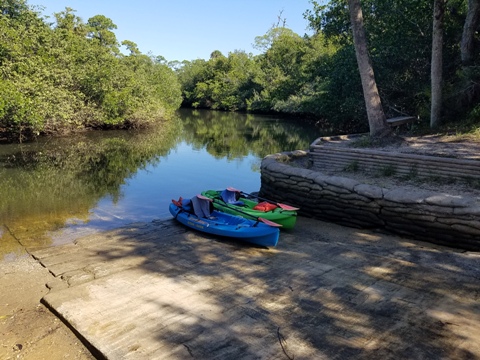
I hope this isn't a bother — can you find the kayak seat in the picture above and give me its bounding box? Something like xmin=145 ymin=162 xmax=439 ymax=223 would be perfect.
xmin=221 ymin=189 xmax=244 ymax=206
xmin=190 ymin=195 xmax=215 ymax=219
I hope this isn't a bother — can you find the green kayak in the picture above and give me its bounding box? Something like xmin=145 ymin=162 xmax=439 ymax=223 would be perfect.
xmin=201 ymin=189 xmax=298 ymax=229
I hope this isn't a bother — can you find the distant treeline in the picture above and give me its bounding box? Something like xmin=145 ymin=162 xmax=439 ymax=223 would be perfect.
xmin=1 ymin=0 xmax=479 ymax=142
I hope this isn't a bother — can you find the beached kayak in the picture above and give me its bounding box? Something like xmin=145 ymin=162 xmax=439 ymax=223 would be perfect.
xmin=201 ymin=189 xmax=297 ymax=229
xmin=169 ymin=195 xmax=280 ymax=247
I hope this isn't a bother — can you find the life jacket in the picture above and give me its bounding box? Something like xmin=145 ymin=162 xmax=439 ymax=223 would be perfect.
xmin=253 ymin=201 xmax=278 ymax=212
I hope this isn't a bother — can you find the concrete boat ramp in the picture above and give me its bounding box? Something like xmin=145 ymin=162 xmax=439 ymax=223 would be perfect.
xmin=30 ymin=217 xmax=480 ymax=359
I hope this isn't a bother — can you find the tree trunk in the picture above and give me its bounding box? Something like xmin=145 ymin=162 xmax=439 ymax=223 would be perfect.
xmin=348 ymin=0 xmax=389 ymax=138
xmin=461 ymin=0 xmax=480 ymax=66
xmin=430 ymin=0 xmax=444 ymax=128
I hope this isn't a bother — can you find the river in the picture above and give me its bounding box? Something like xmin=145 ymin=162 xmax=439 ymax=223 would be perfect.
xmin=0 ymin=109 xmax=323 ymax=257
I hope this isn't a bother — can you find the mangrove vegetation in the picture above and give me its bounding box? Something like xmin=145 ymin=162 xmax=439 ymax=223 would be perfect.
xmin=0 ymin=0 xmax=182 ymax=142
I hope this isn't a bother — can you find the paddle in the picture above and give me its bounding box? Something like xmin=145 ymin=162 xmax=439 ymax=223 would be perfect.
xmin=226 ymin=187 xmax=300 ymax=211
xmin=211 ymin=198 xmax=282 ymax=228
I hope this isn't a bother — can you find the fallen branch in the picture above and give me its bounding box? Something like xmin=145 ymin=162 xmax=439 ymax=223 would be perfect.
xmin=277 ymin=326 xmax=294 ymax=360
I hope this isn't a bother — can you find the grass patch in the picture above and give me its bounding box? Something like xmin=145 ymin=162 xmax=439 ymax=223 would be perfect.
xmin=462 ymin=176 xmax=480 ymax=189
xmin=406 ymin=116 xmax=480 ymax=141
xmin=344 ymin=160 xmax=359 ymax=172
xmin=378 ymin=165 xmax=397 ymax=177
xmin=424 ymin=175 xmax=458 ymax=185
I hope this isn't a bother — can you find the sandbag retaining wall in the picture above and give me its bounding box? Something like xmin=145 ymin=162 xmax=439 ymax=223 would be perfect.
xmin=260 ymin=150 xmax=480 ymax=251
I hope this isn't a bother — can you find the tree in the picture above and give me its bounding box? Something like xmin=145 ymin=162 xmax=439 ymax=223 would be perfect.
xmin=54 ymin=7 xmax=86 ymax=36
xmin=0 ymin=1 xmax=183 ymax=141
xmin=457 ymin=0 xmax=480 ymax=118
xmin=0 ymin=0 xmax=28 ymax=18
xmin=347 ymin=0 xmax=390 ymax=137
xmin=210 ymin=50 xmax=224 ymax=59
xmin=430 ymin=0 xmax=445 ymax=128
xmin=86 ymin=15 xmax=118 ymax=50
xmin=461 ymin=0 xmax=480 ymax=66
xmin=121 ymin=40 xmax=140 ymax=55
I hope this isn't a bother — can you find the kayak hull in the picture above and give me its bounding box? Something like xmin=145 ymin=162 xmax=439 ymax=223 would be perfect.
xmin=201 ymin=190 xmax=297 ymax=229
xmin=169 ymin=203 xmax=279 ymax=247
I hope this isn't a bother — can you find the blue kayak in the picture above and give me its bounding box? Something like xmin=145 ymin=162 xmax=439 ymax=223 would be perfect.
xmin=169 ymin=196 xmax=279 ymax=247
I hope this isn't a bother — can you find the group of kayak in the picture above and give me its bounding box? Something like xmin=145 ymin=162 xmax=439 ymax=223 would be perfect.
xmin=169 ymin=188 xmax=299 ymax=247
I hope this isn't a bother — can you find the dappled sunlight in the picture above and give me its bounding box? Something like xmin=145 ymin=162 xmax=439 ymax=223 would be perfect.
xmin=352 ymin=231 xmax=383 ymax=243
xmin=341 ymin=250 xmax=368 ymax=261
xmin=353 ymin=284 xmax=386 ymax=303
xmin=30 ymin=217 xmax=480 ymax=358
xmin=428 ymin=304 xmax=480 ymax=354
xmin=363 ymin=265 xmax=396 ymax=278
xmin=436 ymin=263 xmax=465 ymax=273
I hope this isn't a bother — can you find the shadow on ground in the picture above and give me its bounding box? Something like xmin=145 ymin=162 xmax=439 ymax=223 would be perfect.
xmin=30 ymin=217 xmax=480 ymax=359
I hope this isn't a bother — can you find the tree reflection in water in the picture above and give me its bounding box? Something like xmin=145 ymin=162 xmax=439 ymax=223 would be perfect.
xmin=0 ymin=109 xmax=324 ymax=253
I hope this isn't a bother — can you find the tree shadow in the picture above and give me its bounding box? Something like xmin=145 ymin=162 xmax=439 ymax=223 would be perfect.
xmin=34 ymin=217 xmax=480 ymax=359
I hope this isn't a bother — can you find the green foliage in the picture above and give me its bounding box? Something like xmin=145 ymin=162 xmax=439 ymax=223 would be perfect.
xmin=0 ymin=0 xmax=183 ymax=142
xmin=86 ymin=14 xmax=118 ymax=50
xmin=2 ymin=0 xmax=477 ymax=139
xmin=178 ymin=28 xmax=337 ymax=120
xmin=177 ymin=0 xmax=479 ymax=134
xmin=178 ymin=50 xmax=261 ymax=111
xmin=306 ymin=0 xmax=478 ymax=127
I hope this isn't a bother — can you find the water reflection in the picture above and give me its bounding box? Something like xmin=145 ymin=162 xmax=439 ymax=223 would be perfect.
xmin=180 ymin=108 xmax=316 ymax=159
xmin=0 ymin=109 xmax=321 ymax=255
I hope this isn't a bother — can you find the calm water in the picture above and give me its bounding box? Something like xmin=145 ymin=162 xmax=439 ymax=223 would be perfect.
xmin=0 ymin=109 xmax=321 ymax=257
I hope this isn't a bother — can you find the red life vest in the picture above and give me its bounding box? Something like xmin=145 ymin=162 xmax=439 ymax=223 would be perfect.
xmin=253 ymin=202 xmax=277 ymax=212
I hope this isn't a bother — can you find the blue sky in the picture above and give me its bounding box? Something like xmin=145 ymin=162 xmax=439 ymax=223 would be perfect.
xmin=33 ymin=0 xmax=315 ymax=62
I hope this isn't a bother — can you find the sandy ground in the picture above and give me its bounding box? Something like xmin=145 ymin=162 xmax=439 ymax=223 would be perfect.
xmin=0 ymin=251 xmax=95 ymax=359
